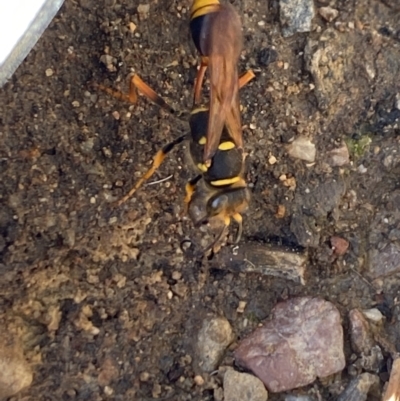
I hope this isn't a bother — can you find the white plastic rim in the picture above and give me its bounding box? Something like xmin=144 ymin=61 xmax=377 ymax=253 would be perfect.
xmin=0 ymin=0 xmax=65 ymax=87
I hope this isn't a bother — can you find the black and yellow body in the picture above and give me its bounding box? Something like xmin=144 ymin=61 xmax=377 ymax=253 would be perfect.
xmin=189 ymin=108 xmax=243 ymax=185
xmin=186 ymin=107 xmax=250 ymax=248
xmin=111 ymin=101 xmax=250 ymax=250
xmin=190 ymin=0 xmax=221 ymax=57
xmin=95 ymin=67 xmax=255 ymax=250
xmin=189 ymin=0 xmax=244 ymax=165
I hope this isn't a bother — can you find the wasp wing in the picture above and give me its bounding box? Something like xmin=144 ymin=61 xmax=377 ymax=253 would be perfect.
xmin=225 ymin=90 xmax=243 ymax=151
xmin=203 ymin=3 xmax=243 ymax=162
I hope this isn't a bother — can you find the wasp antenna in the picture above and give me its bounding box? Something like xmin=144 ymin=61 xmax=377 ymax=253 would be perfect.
xmin=202 ymin=225 xmax=228 ymax=254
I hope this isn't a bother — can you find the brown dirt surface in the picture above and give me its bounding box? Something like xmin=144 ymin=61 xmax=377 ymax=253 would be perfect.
xmin=1 ymin=0 xmax=400 ymax=400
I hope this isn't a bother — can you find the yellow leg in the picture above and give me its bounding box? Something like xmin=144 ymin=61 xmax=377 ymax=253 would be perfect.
xmin=184 ymin=175 xmax=202 ymax=213
xmin=232 ymin=213 xmax=243 ymax=244
xmin=192 ymin=67 xmax=254 ymax=107
xmin=238 ymin=70 xmax=255 ymax=90
xmin=94 ymin=74 xmax=175 ymax=114
xmin=193 ymin=57 xmax=209 ymax=106
xmin=203 ymin=216 xmax=230 ymax=253
xmin=131 ymin=75 xmax=175 ymax=113
xmin=115 ymin=135 xmax=186 ymax=207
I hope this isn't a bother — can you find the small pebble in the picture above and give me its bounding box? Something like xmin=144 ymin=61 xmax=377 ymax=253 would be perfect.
xmin=282 ymin=176 xmax=297 ymax=190
xmin=395 ymin=93 xmax=400 ymax=110
xmin=152 ymin=382 xmax=162 ymax=398
xmin=196 ymin=316 xmax=234 ymax=372
xmin=102 ymin=147 xmax=112 ymax=158
xmin=104 ymin=386 xmax=113 ymax=396
xmin=129 ymin=22 xmax=137 ymax=32
xmin=0 ymin=339 xmax=33 ymax=399
xmin=328 ymin=144 xmax=350 ymax=167
xmin=362 ymin=308 xmax=383 ymax=323
xmin=318 ymin=6 xmax=339 ymax=22
xmin=137 ymin=4 xmax=150 ymax=19
xmin=331 ymin=236 xmax=349 ymax=256
xmin=276 ymin=204 xmax=286 ymax=218
xmin=45 ymin=68 xmax=54 ymax=77
xmin=358 ymin=164 xmax=367 ymax=174
xmin=269 ymin=155 xmax=277 ymax=165
xmin=237 ymin=301 xmax=247 ymax=313
xmin=172 ymin=271 xmax=182 ymax=280
xmin=224 ymin=369 xmax=268 ymax=401
xmin=194 ymin=375 xmax=205 ymax=386
xmin=280 ymin=0 xmax=315 ymax=37
xmin=349 ymin=309 xmax=375 ymax=354
xmin=140 ymin=372 xmax=150 ymax=382
xmin=100 ymin=54 xmax=114 ymax=66
xmin=287 ymin=136 xmax=316 ymax=163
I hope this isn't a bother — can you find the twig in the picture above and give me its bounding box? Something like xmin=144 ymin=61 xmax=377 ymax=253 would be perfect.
xmin=145 ymin=175 xmax=173 ymax=186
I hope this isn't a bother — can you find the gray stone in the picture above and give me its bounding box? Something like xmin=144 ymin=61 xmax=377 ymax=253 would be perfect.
xmin=224 ymin=369 xmax=268 ymax=401
xmin=349 ymin=309 xmax=375 ymax=355
xmin=327 ymin=144 xmax=350 ymax=166
xmin=280 ymin=0 xmax=315 ymax=37
xmin=290 ymin=178 xmax=345 ymax=247
xmin=367 ymin=190 xmax=400 ymax=279
xmin=349 ymin=309 xmax=384 ymax=372
xmin=368 ymin=242 xmax=400 ymax=279
xmin=337 ymin=373 xmax=380 ymax=401
xmin=287 ymin=136 xmax=316 ymax=162
xmin=196 ymin=316 xmax=234 ymax=372
xmin=0 ymin=339 xmax=33 ymax=399
xmin=318 ymin=7 xmax=339 ymax=22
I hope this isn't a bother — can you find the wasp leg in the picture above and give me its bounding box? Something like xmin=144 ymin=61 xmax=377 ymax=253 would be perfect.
xmin=238 ymin=69 xmax=255 ymax=90
xmin=115 ymin=134 xmax=186 ymax=207
xmin=202 ymin=215 xmax=231 ymax=253
xmin=232 ymin=213 xmax=243 ymax=244
xmin=192 ymin=67 xmax=254 ymax=107
xmin=184 ymin=175 xmax=202 ymax=213
xmin=131 ymin=75 xmax=175 ymax=113
xmin=193 ymin=57 xmax=209 ymax=106
xmin=95 ymin=74 xmax=175 ymax=114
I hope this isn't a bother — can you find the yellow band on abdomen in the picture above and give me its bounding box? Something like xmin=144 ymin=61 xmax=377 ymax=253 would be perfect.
xmin=210 ymin=176 xmax=240 ymax=186
xmin=191 ymin=0 xmax=220 ymax=19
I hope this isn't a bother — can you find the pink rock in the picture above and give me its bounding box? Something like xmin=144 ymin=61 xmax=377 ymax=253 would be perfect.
xmin=331 ymin=236 xmax=349 ymax=256
xmin=328 ymin=144 xmax=350 ymax=166
xmin=234 ymin=297 xmax=345 ymax=392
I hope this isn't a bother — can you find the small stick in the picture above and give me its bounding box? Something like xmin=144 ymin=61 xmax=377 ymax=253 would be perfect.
xmin=382 ymin=357 xmax=400 ymax=401
xmin=145 ymin=175 xmax=173 ymax=186
xmin=210 ymin=242 xmax=307 ymax=284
